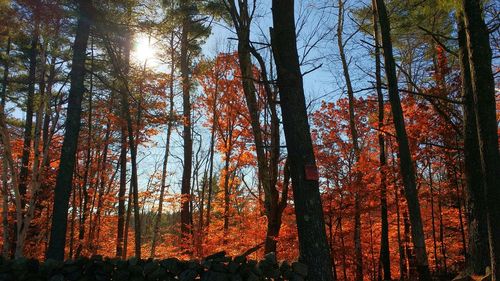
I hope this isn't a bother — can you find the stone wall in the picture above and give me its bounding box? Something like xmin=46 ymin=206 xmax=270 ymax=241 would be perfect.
xmin=0 ymin=252 xmax=309 ymax=281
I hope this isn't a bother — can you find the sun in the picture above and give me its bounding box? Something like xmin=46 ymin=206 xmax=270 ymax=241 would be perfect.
xmin=132 ymin=33 xmax=158 ymax=67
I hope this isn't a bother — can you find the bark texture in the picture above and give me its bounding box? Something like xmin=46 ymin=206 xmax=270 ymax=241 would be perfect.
xmin=271 ymin=1 xmax=334 ymax=280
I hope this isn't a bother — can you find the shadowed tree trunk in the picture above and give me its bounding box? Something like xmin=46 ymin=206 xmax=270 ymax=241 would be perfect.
xmin=116 ymin=118 xmax=127 ymax=258
xmin=461 ymin=1 xmax=500 ymax=279
xmin=46 ymin=0 xmax=93 ymax=261
xmin=150 ymin=40 xmax=175 ymax=257
xmin=19 ymin=22 xmax=39 ymax=209
xmin=224 ymin=0 xmax=286 ymax=254
xmin=180 ymin=4 xmax=193 ymax=251
xmin=271 ymin=1 xmax=334 ymax=280
xmin=457 ymin=13 xmax=490 ymax=275
xmin=0 ymin=35 xmax=11 ymax=258
xmin=372 ymin=1 xmax=390 ymax=278
xmin=336 ymin=1 xmax=362 ymax=279
xmin=121 ymin=27 xmax=142 ymax=259
xmin=205 ymin=68 xmax=218 ymax=230
xmin=373 ymin=0 xmax=431 ymax=280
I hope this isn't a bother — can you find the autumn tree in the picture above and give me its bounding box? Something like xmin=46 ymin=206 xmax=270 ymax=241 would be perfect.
xmin=373 ymin=0 xmax=432 ymax=280
xmin=271 ymin=0 xmax=334 ymax=280
xmin=223 ymin=0 xmax=288 ymax=255
xmin=46 ymin=0 xmax=93 ymax=261
xmin=460 ymin=0 xmax=500 ymax=279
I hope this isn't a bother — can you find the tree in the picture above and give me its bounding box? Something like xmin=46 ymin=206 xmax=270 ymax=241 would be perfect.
xmin=46 ymin=0 xmax=93 ymax=261
xmin=335 ymin=1 xmax=362 ymax=279
xmin=151 ymin=29 xmax=177 ymax=258
xmin=461 ymin=0 xmax=500 ymax=279
xmin=271 ymin=0 xmax=334 ymax=280
xmin=456 ymin=12 xmax=490 ymax=276
xmin=223 ymin=0 xmax=288 ymax=255
xmin=373 ymin=0 xmax=432 ymax=280
xmin=371 ymin=0 xmax=390 ymax=278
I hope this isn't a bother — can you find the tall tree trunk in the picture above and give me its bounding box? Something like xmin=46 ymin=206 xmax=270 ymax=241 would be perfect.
xmin=19 ymin=23 xmax=39 ymax=208
xmin=429 ymin=162 xmax=439 ymax=271
xmin=116 ymin=118 xmax=127 ymax=258
xmin=17 ymin=42 xmax=48 ymax=257
xmin=68 ymin=185 xmax=77 ymax=259
xmin=76 ymin=66 xmax=94 ymax=258
xmin=271 ymin=1 xmax=334 ymax=280
xmin=205 ymin=71 xmax=217 ymax=230
xmin=1 ymin=36 xmax=10 ymax=105
xmin=1 ymin=156 xmax=8 ymax=258
xmin=222 ymin=144 xmax=232 ymax=240
xmin=123 ymin=181 xmax=133 ymax=258
xmin=46 ymin=0 xmax=92 ymax=261
xmin=372 ymin=2 xmax=391 ymax=278
xmin=88 ymin=119 xmax=111 ymax=254
xmin=0 ymin=35 xmax=11 ymax=258
xmin=373 ymin=0 xmax=431 ymax=280
xmin=121 ymin=31 xmax=142 ymax=259
xmin=336 ymin=1 xmax=362 ymax=279
xmin=458 ymin=14 xmax=490 ymax=272
xmin=390 ymin=138 xmax=407 ymax=279
xmin=150 ymin=56 xmax=175 ymax=257
xmin=180 ymin=9 xmax=193 ymax=251
xmin=339 ymin=216 xmax=348 ymax=281
xmin=225 ymin=0 xmax=285 ymax=255
xmin=460 ymin=1 xmax=500 ymax=278
xmin=438 ymin=185 xmax=447 ymax=273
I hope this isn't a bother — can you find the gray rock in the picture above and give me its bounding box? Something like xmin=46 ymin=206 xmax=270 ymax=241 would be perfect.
xmin=246 ymin=271 xmax=260 ymax=281
xmin=234 ymin=255 xmax=246 ymax=264
xmin=179 ymin=269 xmax=198 ymax=281
xmin=205 ymin=251 xmax=227 ymax=261
xmin=227 ymin=261 xmax=239 ymax=273
xmin=161 ymin=258 xmax=181 ymax=274
xmin=290 ymin=272 xmax=305 ymax=281
xmin=211 ymin=262 xmax=227 ymax=273
xmin=48 ymin=274 xmax=64 ymax=281
xmin=201 ymin=271 xmax=231 ymax=281
xmin=291 ymin=262 xmax=308 ymax=277
xmin=263 ymin=252 xmax=277 ymax=264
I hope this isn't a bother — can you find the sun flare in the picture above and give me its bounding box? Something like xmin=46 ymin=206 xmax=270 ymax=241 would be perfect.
xmin=132 ymin=33 xmax=158 ymax=67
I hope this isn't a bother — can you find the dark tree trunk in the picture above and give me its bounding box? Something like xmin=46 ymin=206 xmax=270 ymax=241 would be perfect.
xmin=373 ymin=0 xmax=431 ymax=280
xmin=150 ymin=49 xmax=175 ymax=257
xmin=336 ymin=1 xmax=362 ymax=279
xmin=19 ymin=24 xmax=39 ymax=208
xmin=223 ymin=149 xmax=231 ymax=240
xmin=68 ymin=184 xmax=77 ymax=259
xmin=75 ymin=66 xmax=94 ymax=258
xmin=461 ymin=1 xmax=500 ymax=279
xmin=372 ymin=2 xmax=390 ymax=278
xmin=271 ymin=1 xmax=333 ymax=280
xmin=123 ymin=179 xmax=133 ymax=258
xmin=116 ymin=120 xmax=127 ymax=258
xmin=46 ymin=0 xmax=92 ymax=261
xmin=0 ymin=36 xmax=10 ymax=105
xmin=225 ymin=0 xmax=285 ymax=255
xmin=205 ymin=71 xmax=217 ymax=230
xmin=0 ymin=35 xmax=11 ymax=258
xmin=180 ymin=11 xmax=193 ymax=250
xmin=116 ymin=116 xmax=127 ymax=258
xmin=121 ymin=31 xmax=141 ymax=259
xmin=438 ymin=186 xmax=447 ymax=273
xmin=457 ymin=13 xmax=490 ymax=275
xmin=429 ymin=162 xmax=440 ymax=271
xmin=89 ymin=120 xmax=111 ymax=254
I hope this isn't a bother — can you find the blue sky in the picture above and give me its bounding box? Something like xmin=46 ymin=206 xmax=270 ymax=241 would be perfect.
xmin=135 ymin=0 xmax=375 ymax=201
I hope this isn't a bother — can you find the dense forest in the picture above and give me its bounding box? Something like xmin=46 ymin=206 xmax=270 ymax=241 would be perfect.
xmin=0 ymin=0 xmax=499 ymax=280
